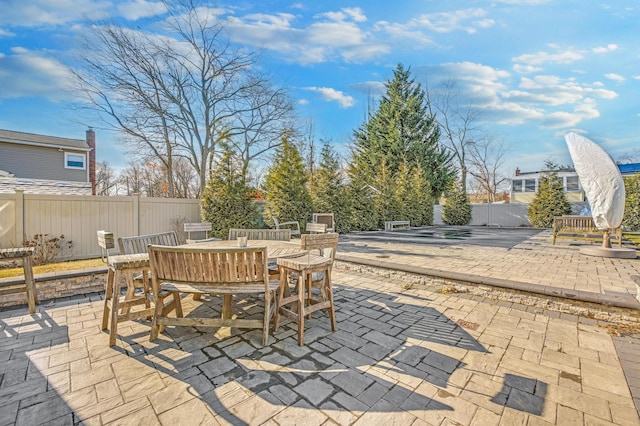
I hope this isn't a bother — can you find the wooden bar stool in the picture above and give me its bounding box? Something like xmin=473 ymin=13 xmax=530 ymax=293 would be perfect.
xmin=101 ymin=253 xmax=156 ymax=347
xmin=274 ymin=253 xmax=337 ymax=346
xmin=0 ymin=247 xmax=37 ymax=314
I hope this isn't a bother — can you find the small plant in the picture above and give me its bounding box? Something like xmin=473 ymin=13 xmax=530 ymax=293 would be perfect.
xmin=23 ymin=234 xmax=73 ymax=265
xmin=437 ymin=284 xmax=461 ymax=294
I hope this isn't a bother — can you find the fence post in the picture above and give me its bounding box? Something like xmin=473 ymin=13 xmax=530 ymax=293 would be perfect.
xmin=133 ymin=193 xmax=140 ymax=235
xmin=14 ymin=190 xmax=25 ymax=246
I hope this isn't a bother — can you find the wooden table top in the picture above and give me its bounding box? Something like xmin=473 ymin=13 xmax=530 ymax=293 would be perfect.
xmin=183 ymin=239 xmax=305 ymax=260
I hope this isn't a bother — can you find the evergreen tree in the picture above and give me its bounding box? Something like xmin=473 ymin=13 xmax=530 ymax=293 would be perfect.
xmin=200 ymin=143 xmax=258 ymax=239
xmin=623 ymin=172 xmax=640 ymax=231
xmin=351 ymin=63 xmax=455 ymax=200
xmin=442 ymin=182 xmax=472 ymax=225
xmin=527 ymin=165 xmax=571 ymax=228
xmin=309 ymin=143 xmax=350 ymax=233
xmin=344 ymin=168 xmax=379 ymax=231
xmin=264 ymin=135 xmax=313 ymax=227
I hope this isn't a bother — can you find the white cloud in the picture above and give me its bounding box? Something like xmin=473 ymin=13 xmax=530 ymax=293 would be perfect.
xmin=604 ymin=73 xmax=625 ymax=83
xmin=0 ymin=0 xmax=112 ymax=27
xmin=317 ymin=7 xmax=366 ymax=23
xmin=411 ymin=8 xmax=492 ymax=34
xmin=0 ymin=28 xmax=15 ymax=37
xmin=305 ymin=87 xmax=355 ymax=108
xmin=224 ymin=9 xmax=385 ymax=64
xmin=298 ymin=99 xmax=309 ymax=105
xmin=0 ymin=48 xmax=75 ymax=101
xmin=513 ymin=49 xmax=583 ymax=66
xmin=117 ymin=0 xmax=166 ymax=21
xmin=542 ymin=99 xmax=600 ymax=128
xmin=373 ymin=21 xmax=433 ymax=46
xmin=592 ymin=44 xmax=618 ymax=54
xmin=513 ymin=64 xmax=542 ymax=74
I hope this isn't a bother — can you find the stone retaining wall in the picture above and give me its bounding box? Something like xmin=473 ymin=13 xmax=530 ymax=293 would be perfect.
xmin=0 ymin=268 xmax=107 ymax=308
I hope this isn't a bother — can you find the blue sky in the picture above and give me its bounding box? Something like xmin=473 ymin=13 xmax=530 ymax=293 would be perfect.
xmin=0 ymin=0 xmax=639 ymax=177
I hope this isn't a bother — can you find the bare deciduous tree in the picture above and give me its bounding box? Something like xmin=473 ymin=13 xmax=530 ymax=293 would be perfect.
xmin=426 ymin=78 xmax=481 ymax=193
xmin=468 ymin=137 xmax=511 ymax=203
xmin=95 ymin=161 xmax=118 ymax=196
xmin=72 ymin=0 xmax=293 ymax=197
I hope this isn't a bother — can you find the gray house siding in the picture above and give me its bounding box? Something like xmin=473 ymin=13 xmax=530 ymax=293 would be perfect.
xmin=0 ymin=142 xmax=88 ymax=182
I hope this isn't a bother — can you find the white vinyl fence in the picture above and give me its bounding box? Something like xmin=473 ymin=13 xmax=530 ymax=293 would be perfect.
xmin=0 ymin=191 xmax=541 ymax=261
xmin=433 ymin=203 xmax=532 ymax=227
xmin=0 ymin=191 xmax=201 ymax=260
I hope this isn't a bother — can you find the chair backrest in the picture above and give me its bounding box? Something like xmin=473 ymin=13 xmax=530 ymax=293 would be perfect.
xmin=306 ymin=223 xmax=327 ymax=234
xmin=147 ymin=245 xmax=269 ymax=288
xmin=118 ymin=231 xmax=178 ymax=255
xmin=301 ymin=232 xmax=338 ymax=260
xmin=184 ymin=222 xmax=212 ymax=240
xmin=228 ymin=229 xmax=291 ymax=241
xmin=96 ymin=230 xmax=115 ymax=263
xmin=312 ymin=213 xmax=335 ymax=232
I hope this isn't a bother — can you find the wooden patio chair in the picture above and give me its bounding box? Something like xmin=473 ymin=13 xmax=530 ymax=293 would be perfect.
xmin=273 ymin=216 xmax=301 ymax=237
xmin=312 ymin=213 xmax=335 ymax=233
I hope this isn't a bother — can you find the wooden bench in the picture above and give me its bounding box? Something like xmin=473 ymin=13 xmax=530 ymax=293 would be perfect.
xmin=384 ymin=220 xmax=410 ymax=231
xmin=0 ymin=247 xmax=37 ymax=314
xmin=552 ymin=215 xmax=622 ymax=246
xmin=228 ymin=229 xmax=291 ymax=241
xmin=147 ymin=245 xmax=279 ymax=345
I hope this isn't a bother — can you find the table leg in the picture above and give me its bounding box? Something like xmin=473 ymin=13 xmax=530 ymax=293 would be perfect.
xmin=222 ymin=294 xmax=233 ymax=319
xmin=297 ymin=273 xmax=305 ymax=346
xmin=22 ymin=256 xmax=37 ymax=314
xmin=109 ymin=270 xmax=121 ymax=347
xmin=102 ymin=268 xmax=115 ymax=331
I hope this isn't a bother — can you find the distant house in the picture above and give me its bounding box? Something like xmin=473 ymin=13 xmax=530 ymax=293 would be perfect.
xmin=509 ymin=163 xmax=640 ymax=204
xmin=0 ymin=128 xmax=96 ymax=195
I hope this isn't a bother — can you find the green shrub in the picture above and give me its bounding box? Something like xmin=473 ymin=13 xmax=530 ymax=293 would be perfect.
xmin=442 ymin=184 xmax=471 ymax=225
xmin=527 ymin=168 xmax=571 ymax=228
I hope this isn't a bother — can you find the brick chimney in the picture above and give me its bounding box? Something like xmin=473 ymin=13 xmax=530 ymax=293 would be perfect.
xmin=515 ymin=167 xmax=520 ymax=176
xmin=86 ymin=128 xmax=96 ymax=195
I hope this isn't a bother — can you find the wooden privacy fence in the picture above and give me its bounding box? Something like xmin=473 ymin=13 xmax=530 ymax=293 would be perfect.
xmin=0 ymin=191 xmax=201 ymax=260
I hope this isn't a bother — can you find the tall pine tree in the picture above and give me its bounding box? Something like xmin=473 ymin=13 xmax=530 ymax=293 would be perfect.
xmin=200 ymin=143 xmax=258 ymax=239
xmin=309 ymin=143 xmax=349 ymax=233
xmin=348 ymin=63 xmax=453 ymax=229
xmin=264 ymin=135 xmax=313 ymax=228
xmin=351 ymin=63 xmax=455 ymax=199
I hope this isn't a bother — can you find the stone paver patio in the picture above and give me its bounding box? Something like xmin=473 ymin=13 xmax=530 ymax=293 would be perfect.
xmin=2 ymin=260 xmax=640 ymax=425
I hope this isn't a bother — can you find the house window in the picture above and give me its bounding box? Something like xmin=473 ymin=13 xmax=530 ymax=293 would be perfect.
xmin=524 ymin=179 xmax=536 ymax=192
xmin=512 ymin=180 xmax=523 ymax=192
xmin=566 ymin=176 xmax=580 ymax=192
xmin=65 ymin=153 xmax=86 ymax=170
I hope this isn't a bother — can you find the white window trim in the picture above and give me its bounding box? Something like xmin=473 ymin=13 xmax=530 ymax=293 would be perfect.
xmin=65 ymin=152 xmax=86 ymax=170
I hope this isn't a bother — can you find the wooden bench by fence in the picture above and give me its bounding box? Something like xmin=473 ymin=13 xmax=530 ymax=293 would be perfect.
xmin=0 ymin=247 xmax=37 ymax=313
xmin=552 ymin=215 xmax=622 ymax=246
xmin=384 ymin=220 xmax=410 ymax=231
xmin=228 ymin=229 xmax=291 ymax=241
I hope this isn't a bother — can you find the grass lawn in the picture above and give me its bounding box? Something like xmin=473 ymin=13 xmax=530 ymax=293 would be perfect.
xmin=0 ymin=258 xmax=105 ymax=279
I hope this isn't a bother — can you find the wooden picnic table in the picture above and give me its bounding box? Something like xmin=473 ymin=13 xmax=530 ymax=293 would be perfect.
xmin=103 ymin=239 xmax=304 ymax=339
